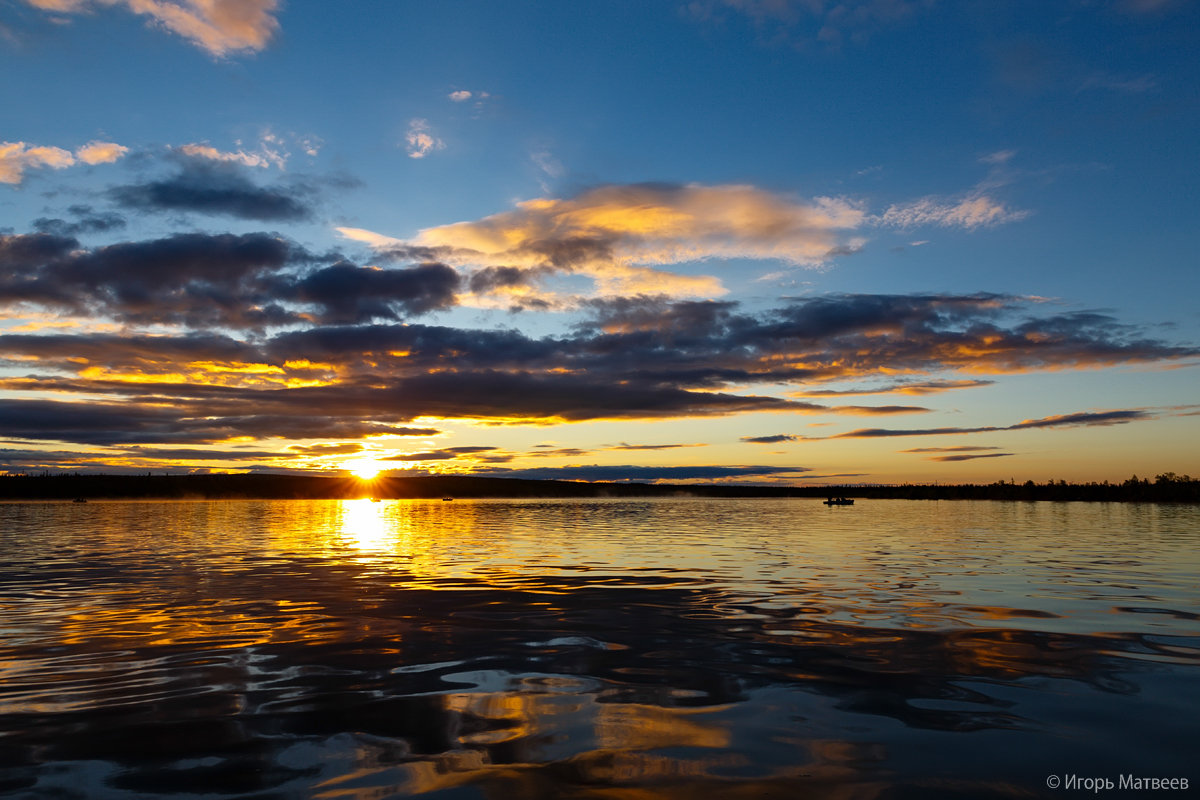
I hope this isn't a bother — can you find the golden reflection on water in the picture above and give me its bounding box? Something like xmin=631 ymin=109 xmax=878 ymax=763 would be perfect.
xmin=1 ymin=499 xmax=1198 ymax=798
xmin=338 ymin=497 xmax=395 ymax=551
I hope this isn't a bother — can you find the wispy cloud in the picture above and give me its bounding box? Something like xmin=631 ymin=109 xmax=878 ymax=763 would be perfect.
xmin=179 ymin=141 xmax=286 ymax=169
xmin=25 ymin=0 xmax=280 ymax=57
xmin=900 ymin=446 xmax=1003 ymax=453
xmin=686 ymin=0 xmax=932 ymax=48
xmin=404 ymin=119 xmax=445 ymax=159
xmin=817 ymin=409 xmax=1155 ymax=440
xmin=466 ymin=464 xmax=815 ymax=483
xmin=1080 ymin=73 xmax=1158 ymax=94
xmin=797 ymin=379 xmax=995 ymax=397
xmin=877 ymin=193 xmax=1028 ymax=230
xmin=927 ymin=452 xmax=1015 ymax=462
xmin=979 ymin=149 xmax=1017 ymax=165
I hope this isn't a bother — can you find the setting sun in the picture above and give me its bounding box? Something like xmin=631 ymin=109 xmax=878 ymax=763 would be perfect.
xmin=344 ymin=460 xmax=384 ymax=481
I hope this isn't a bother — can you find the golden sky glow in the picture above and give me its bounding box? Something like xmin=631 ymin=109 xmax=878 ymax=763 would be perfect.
xmin=1 ymin=1 xmax=1197 ymax=484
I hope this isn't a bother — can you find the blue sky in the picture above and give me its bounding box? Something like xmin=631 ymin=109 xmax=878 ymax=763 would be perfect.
xmin=1 ymin=0 xmax=1197 ymax=483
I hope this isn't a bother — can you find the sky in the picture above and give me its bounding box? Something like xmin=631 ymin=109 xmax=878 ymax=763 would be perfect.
xmin=1 ymin=0 xmax=1198 ymax=485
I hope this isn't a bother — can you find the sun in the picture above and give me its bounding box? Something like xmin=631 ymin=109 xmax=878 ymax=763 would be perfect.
xmin=344 ymin=459 xmax=384 ymax=481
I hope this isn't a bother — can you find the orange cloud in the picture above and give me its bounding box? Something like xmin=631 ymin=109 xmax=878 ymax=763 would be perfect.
xmin=342 ymin=183 xmax=865 ymax=304
xmin=25 ymin=0 xmax=279 ymax=56
xmin=75 ymin=140 xmax=129 ymax=164
xmin=416 ymin=183 xmax=864 ymax=268
xmin=1 ymin=139 xmax=127 ymax=184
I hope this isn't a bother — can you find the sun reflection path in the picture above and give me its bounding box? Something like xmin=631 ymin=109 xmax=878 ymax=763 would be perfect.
xmin=338 ymin=498 xmax=394 ymax=551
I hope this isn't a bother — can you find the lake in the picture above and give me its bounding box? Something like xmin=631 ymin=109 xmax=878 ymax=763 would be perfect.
xmin=1 ymin=498 xmax=1197 ymax=798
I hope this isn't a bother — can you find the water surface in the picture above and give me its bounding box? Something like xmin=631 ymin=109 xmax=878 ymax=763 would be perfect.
xmin=1 ymin=498 xmax=1197 ymax=798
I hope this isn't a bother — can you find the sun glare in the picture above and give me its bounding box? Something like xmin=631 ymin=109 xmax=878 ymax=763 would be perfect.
xmin=345 ymin=459 xmax=383 ymax=481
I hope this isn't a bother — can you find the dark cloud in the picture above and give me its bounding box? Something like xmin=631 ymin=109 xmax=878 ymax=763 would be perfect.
xmin=109 ymin=161 xmax=313 ymax=221
xmin=0 ymin=232 xmax=78 ymax=269
xmin=0 ymin=231 xmax=299 ymax=326
xmin=115 ymin=446 xmax=286 ymax=461
xmin=824 ymin=410 xmax=1155 ymax=440
xmin=382 ymin=446 xmax=497 ymax=462
xmin=0 ymin=399 xmax=440 ymax=445
xmin=742 ymin=434 xmax=797 ymax=444
xmin=467 ymin=265 xmax=553 ymax=294
xmin=608 ymin=442 xmax=705 ymax=451
xmin=1009 ymin=410 xmax=1149 ymax=429
xmin=469 ymin=464 xmax=814 ymax=482
xmin=831 ymin=405 xmax=930 ymax=415
xmin=0 ymin=290 xmax=1191 ymax=450
xmin=901 ymin=446 xmax=1003 ymax=453
xmin=928 ymin=452 xmax=1015 ymax=462
xmin=288 ymin=261 xmax=460 ymax=323
xmin=0 ymin=232 xmax=461 ymax=329
xmin=287 ymin=443 xmax=366 ymax=456
xmin=32 ymin=205 xmax=127 ymax=237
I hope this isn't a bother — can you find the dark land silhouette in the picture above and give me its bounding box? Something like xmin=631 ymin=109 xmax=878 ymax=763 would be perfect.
xmin=1 ymin=472 xmax=1197 ymax=502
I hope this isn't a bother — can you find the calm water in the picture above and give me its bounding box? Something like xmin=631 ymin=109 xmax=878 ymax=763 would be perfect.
xmin=1 ymin=498 xmax=1197 ymax=799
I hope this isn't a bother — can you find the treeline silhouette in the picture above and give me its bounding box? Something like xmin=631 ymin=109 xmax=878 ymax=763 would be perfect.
xmin=1 ymin=472 xmax=1197 ymax=502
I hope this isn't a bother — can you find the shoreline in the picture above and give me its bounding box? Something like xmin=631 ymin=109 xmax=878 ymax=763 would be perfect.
xmin=2 ymin=473 xmax=1197 ymax=503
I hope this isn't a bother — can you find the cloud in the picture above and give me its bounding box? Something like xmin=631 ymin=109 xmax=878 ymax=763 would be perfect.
xmin=405 ymin=119 xmax=444 ymax=159
xmin=742 ymin=434 xmax=797 ymax=444
xmin=1 ymin=140 xmax=127 ymax=184
xmin=382 ymin=446 xmax=498 ymax=462
xmin=179 ymin=142 xmax=284 ymax=169
xmin=1009 ymin=410 xmax=1149 ymax=429
xmin=1080 ymin=72 xmax=1159 ymax=93
xmin=287 ymin=442 xmax=365 ymax=456
xmin=979 ymin=150 xmax=1016 ymax=165
xmin=25 ymin=0 xmax=280 ymax=56
xmin=0 ymin=397 xmax=441 ymax=445
xmin=531 ymin=150 xmax=564 ymax=179
xmin=468 ymin=464 xmax=814 ymax=482
xmin=32 ymin=205 xmax=127 ymax=236
xmin=109 ymin=159 xmax=313 ymax=220
xmin=822 ymin=409 xmax=1155 ymax=439
xmin=900 ymin=446 xmax=1003 ymax=453
xmin=686 ymin=0 xmax=932 ymax=47
xmin=1 ymin=287 xmax=1192 ymax=449
xmin=608 ymin=442 xmax=705 ymax=451
xmin=899 ymin=445 xmax=1014 ymax=462
xmin=448 ymin=90 xmax=473 ymax=102
xmin=342 ymin=179 xmax=1040 ymax=305
xmin=797 ymin=379 xmax=994 ymax=397
xmin=349 ymin=183 xmax=866 ymax=302
xmin=75 ymin=140 xmax=130 ymax=164
xmin=0 ymin=231 xmax=462 ymax=329
xmin=877 ymin=193 xmax=1028 ymax=230
xmin=831 ymin=404 xmax=929 ymax=415
xmin=927 ymin=452 xmax=1015 ymax=462
xmin=287 ymin=261 xmax=460 ymax=324
xmin=417 ymin=183 xmax=864 ymax=268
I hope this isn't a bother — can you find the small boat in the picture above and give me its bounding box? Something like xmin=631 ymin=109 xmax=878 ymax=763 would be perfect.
xmin=823 ymin=497 xmax=854 ymax=506
xmin=442 ymin=497 xmax=454 ymax=501
xmin=72 ymin=497 xmax=88 ymax=503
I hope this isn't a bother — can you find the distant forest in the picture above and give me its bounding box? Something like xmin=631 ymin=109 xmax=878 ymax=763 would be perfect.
xmin=1 ymin=472 xmax=1197 ymax=502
